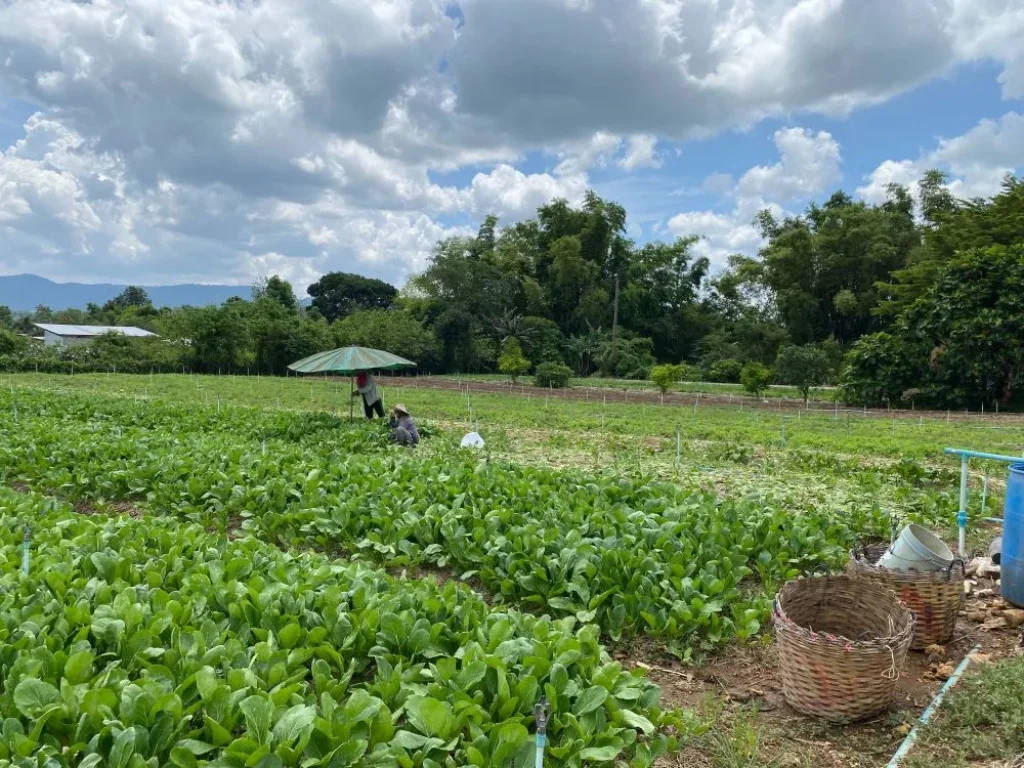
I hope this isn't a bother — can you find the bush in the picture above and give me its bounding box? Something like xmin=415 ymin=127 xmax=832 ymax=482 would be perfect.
xmin=596 ymin=336 xmax=655 ymax=379
xmin=534 ymin=361 xmax=572 ymax=389
xmin=498 ymin=337 xmax=531 ymax=383
xmin=650 ymin=364 xmax=683 ymax=394
xmin=707 ymin=358 xmax=743 ymax=383
xmin=775 ymin=344 xmax=830 ymax=403
xmin=740 ymin=362 xmax=772 ymax=397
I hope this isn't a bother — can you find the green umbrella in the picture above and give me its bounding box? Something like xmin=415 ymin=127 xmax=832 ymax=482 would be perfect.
xmin=288 ymin=346 xmax=416 ymax=420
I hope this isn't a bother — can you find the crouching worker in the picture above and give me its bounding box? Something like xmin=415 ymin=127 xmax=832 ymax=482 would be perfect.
xmin=388 ymin=403 xmax=419 ymax=447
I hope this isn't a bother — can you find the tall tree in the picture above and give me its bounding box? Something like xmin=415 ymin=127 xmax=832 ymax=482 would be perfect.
xmin=307 ymin=273 xmax=398 ymax=323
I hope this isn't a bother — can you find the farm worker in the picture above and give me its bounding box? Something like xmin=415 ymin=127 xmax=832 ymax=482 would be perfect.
xmin=388 ymin=404 xmax=419 ymax=447
xmin=352 ymin=372 xmax=384 ymax=419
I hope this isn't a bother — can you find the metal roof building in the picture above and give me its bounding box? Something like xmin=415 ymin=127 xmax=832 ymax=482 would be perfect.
xmin=34 ymin=323 xmax=157 ymax=347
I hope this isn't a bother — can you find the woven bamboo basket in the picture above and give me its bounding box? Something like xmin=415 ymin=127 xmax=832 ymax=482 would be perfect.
xmin=848 ymin=543 xmax=964 ymax=650
xmin=772 ymin=575 xmax=914 ymax=722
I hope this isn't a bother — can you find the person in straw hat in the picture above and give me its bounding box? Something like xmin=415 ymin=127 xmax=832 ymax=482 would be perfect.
xmin=388 ymin=403 xmax=419 ymax=446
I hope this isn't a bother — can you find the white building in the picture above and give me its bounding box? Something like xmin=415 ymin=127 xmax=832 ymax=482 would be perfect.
xmin=34 ymin=323 xmax=157 ymax=347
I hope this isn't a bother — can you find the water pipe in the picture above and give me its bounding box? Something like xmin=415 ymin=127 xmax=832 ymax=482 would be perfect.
xmin=958 ymin=455 xmax=968 ymax=556
xmin=534 ymin=696 xmax=548 ymax=768
xmin=944 ymin=448 xmax=1024 ymax=554
xmin=885 ymin=645 xmax=980 ymax=767
xmin=21 ymin=526 xmax=29 ymax=576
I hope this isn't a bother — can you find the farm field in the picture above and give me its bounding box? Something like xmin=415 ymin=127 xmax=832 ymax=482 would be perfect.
xmin=1 ymin=372 xmax=1022 ymax=767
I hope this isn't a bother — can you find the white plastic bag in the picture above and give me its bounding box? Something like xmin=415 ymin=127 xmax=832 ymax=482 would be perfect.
xmin=460 ymin=431 xmax=485 ymax=449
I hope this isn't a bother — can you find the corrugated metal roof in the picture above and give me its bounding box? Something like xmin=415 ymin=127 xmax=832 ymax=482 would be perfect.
xmin=34 ymin=323 xmax=157 ymax=338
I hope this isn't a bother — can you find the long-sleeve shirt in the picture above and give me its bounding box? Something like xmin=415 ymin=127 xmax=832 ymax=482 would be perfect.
xmin=389 ymin=414 xmax=419 ymax=445
xmin=356 ymin=374 xmax=380 ymax=405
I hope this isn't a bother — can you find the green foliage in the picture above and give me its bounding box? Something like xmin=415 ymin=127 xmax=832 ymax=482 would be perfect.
xmin=740 ymin=363 xmax=772 ymax=397
xmin=253 ymin=275 xmax=299 ymax=312
xmin=774 ymin=345 xmax=830 ymax=402
xmin=650 ymin=364 xmax=683 ymax=393
xmin=596 ymin=336 xmax=654 ymax=380
xmin=901 ymin=245 xmax=1024 ymax=408
xmin=498 ymin=337 xmax=531 ymax=383
xmin=756 ymin=188 xmax=917 ymax=344
xmin=0 ymin=386 xmax=911 ymax=662
xmin=0 ymin=329 xmax=26 ymax=356
xmin=707 ymin=359 xmax=743 ymax=384
xmin=903 ymin=658 xmax=1024 ymax=768
xmin=533 ymin=361 xmax=572 ymax=389
xmin=0 ymin=486 xmax=675 ymax=767
xmin=520 ymin=316 xmax=565 ymax=365
xmin=334 ymin=309 xmax=441 ymax=371
xmin=307 ymin=272 xmax=398 ymax=323
xmin=840 ymin=332 xmax=918 ymax=406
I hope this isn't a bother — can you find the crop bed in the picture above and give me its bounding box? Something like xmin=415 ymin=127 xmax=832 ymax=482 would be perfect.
xmin=0 ymin=488 xmax=676 ymax=766
xmin=0 ymin=388 xmax=931 ymax=659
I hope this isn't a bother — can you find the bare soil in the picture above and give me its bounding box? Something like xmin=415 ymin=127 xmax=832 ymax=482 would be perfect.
xmin=639 ymin=573 xmax=1023 ymax=768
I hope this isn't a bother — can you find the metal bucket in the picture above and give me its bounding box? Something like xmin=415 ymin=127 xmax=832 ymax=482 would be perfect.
xmin=877 ymin=524 xmax=954 ymax=572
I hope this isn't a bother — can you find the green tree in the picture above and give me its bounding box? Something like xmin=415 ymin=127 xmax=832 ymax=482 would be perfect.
xmin=740 ymin=362 xmax=772 ymax=397
xmin=775 ymin=344 xmax=830 ymax=403
xmin=110 ymin=285 xmax=150 ymax=308
xmin=498 ymin=337 xmax=531 ymax=383
xmin=334 ymin=309 xmax=441 ymax=371
xmin=840 ymin=332 xmax=919 ymax=406
xmin=650 ymin=363 xmax=683 ymax=394
xmin=756 ymin=188 xmax=918 ymax=344
xmin=596 ymin=336 xmax=654 ymax=379
xmin=307 ymin=272 xmax=398 ymax=322
xmin=903 ymin=245 xmax=1024 ymax=407
xmin=253 ymin=275 xmax=298 ymax=312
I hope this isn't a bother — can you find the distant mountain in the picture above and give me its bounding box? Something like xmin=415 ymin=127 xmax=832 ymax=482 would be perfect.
xmin=0 ymin=274 xmax=250 ymax=311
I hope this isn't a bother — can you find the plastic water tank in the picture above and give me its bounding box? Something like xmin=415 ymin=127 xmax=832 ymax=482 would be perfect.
xmin=1000 ymin=463 xmax=1024 ymax=607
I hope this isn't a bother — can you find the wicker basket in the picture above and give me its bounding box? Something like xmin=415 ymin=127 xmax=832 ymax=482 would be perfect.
xmin=848 ymin=543 xmax=964 ymax=650
xmin=772 ymin=575 xmax=914 ymax=722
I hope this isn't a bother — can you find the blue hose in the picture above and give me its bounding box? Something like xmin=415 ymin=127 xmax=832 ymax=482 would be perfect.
xmin=886 ymin=645 xmax=980 ymax=767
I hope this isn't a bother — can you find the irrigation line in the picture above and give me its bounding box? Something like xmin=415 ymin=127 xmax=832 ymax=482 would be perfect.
xmin=885 ymin=646 xmax=981 ymax=768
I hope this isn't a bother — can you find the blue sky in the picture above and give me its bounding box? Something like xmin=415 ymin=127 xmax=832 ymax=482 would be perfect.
xmin=1 ymin=0 xmax=1022 ymax=289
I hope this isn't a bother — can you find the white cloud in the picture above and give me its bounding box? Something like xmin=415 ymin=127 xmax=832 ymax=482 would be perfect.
xmin=553 ymin=132 xmax=622 ymax=176
xmin=668 ymin=127 xmax=839 ymax=267
xmin=619 ymin=135 xmax=661 ymax=171
xmin=858 ymin=111 xmax=1024 ymax=203
xmin=0 ymin=0 xmax=1022 ymax=287
xmin=735 ymin=128 xmax=842 ymax=202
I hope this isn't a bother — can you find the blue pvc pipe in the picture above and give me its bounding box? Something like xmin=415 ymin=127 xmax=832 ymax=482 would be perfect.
xmin=535 ymin=734 xmax=545 ymax=768
xmin=944 ymin=448 xmax=1024 ymax=464
xmin=885 ymin=646 xmax=980 ymax=767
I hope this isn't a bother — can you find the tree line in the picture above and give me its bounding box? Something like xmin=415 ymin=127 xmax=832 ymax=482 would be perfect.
xmin=1 ymin=171 xmax=1021 ymax=408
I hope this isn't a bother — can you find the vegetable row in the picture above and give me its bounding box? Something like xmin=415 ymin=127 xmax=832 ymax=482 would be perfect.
xmin=0 ymin=488 xmax=676 ymax=767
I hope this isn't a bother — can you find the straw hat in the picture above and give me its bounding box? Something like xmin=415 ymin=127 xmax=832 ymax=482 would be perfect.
xmin=392 ymin=403 xmax=410 ymax=416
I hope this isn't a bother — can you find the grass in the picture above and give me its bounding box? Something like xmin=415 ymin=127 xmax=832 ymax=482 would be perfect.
xmin=440 ymin=373 xmax=837 ymax=401
xmin=903 ymin=657 xmax=1024 ymax=768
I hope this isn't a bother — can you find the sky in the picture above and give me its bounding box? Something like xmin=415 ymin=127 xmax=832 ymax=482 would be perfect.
xmin=0 ymin=0 xmax=1022 ymax=294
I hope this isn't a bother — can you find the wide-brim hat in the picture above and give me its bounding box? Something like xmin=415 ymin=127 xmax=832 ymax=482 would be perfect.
xmin=393 ymin=403 xmax=410 ymax=416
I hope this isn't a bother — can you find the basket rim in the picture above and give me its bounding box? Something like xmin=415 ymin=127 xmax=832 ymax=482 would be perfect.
xmin=773 ymin=575 xmax=915 ymax=649
xmin=849 ymin=543 xmax=965 ymax=583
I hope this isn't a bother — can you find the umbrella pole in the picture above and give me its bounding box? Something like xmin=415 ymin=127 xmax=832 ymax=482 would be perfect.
xmin=349 ymin=376 xmax=355 ymax=422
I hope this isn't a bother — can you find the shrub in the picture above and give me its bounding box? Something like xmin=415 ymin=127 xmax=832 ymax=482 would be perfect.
xmin=775 ymin=344 xmax=830 ymax=403
xmin=498 ymin=337 xmax=531 ymax=383
xmin=534 ymin=361 xmax=572 ymax=389
xmin=707 ymin=358 xmax=743 ymax=383
xmin=740 ymin=362 xmax=772 ymax=397
xmin=650 ymin=364 xmax=684 ymax=394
